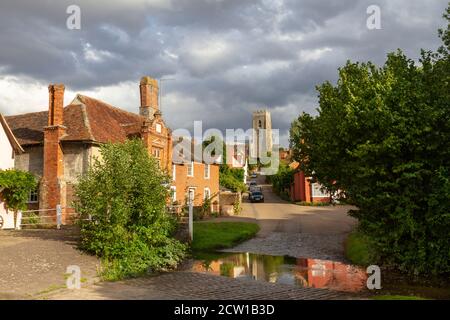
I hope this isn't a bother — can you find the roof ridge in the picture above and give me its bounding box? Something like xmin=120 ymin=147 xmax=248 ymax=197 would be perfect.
xmin=80 ymin=104 xmax=95 ymax=141
xmin=77 ymin=94 xmax=144 ymax=120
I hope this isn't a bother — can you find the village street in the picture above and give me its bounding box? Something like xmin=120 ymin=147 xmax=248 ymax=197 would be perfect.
xmin=0 ymin=177 xmax=358 ymax=300
xmin=222 ymin=175 xmax=357 ymax=262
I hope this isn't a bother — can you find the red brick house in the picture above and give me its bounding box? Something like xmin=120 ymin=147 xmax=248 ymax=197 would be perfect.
xmin=171 ymin=161 xmax=220 ymax=211
xmin=5 ymin=76 xmax=173 ymax=222
xmin=289 ymin=162 xmax=331 ymax=203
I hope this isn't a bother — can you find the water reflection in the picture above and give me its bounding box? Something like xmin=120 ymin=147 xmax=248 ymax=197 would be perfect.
xmin=191 ymin=253 xmax=368 ymax=293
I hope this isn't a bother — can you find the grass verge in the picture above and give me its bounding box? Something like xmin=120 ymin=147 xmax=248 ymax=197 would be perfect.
xmin=345 ymin=231 xmax=373 ymax=266
xmin=192 ymin=222 xmax=260 ymax=252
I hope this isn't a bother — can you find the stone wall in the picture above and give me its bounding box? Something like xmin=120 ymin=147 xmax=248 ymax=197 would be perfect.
xmin=15 ymin=145 xmax=44 ymax=178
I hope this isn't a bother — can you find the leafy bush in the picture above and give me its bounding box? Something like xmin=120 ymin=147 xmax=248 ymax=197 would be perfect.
xmin=202 ymin=136 xmax=246 ymax=192
xmin=0 ymin=169 xmax=37 ymax=211
xmin=345 ymin=231 xmax=373 ymax=266
xmin=267 ymin=163 xmax=294 ymax=196
xmin=233 ymin=196 xmax=242 ymax=215
xmin=296 ymin=201 xmax=330 ymax=207
xmin=219 ymin=167 xmax=246 ymax=192
xmin=74 ymin=139 xmax=186 ymax=280
xmin=290 ymin=8 xmax=450 ymax=275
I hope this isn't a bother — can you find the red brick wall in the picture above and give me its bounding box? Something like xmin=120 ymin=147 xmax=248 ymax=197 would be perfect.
xmin=290 ymin=171 xmax=330 ymax=203
xmin=139 ymin=77 xmax=159 ymax=109
xmin=40 ymin=84 xmax=67 ymax=222
xmin=172 ymin=162 xmax=219 ymax=207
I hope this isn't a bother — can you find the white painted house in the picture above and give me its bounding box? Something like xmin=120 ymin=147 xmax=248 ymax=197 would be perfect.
xmin=0 ymin=113 xmax=24 ymax=229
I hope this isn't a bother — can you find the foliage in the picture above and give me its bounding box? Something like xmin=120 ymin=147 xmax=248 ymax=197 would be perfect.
xmin=203 ymin=136 xmax=247 ymax=192
xmin=266 ymin=163 xmax=294 ymax=196
xmin=0 ymin=169 xmax=37 ymax=211
xmin=290 ymin=8 xmax=450 ymax=275
xmin=22 ymin=212 xmax=40 ymax=225
xmin=220 ymin=166 xmax=247 ymax=192
xmin=220 ymin=262 xmax=235 ymax=277
xmin=74 ymin=139 xmax=186 ymax=280
xmin=233 ymin=196 xmax=242 ymax=215
xmin=191 ymin=222 xmax=260 ymax=251
xmin=345 ymin=231 xmax=373 ymax=266
xmin=296 ymin=201 xmax=330 ymax=207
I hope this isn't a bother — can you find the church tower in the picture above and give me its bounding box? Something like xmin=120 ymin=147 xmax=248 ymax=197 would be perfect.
xmin=251 ymin=110 xmax=273 ymax=159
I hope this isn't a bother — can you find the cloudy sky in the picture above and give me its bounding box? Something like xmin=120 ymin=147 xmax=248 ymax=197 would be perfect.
xmin=0 ymin=0 xmax=448 ymax=146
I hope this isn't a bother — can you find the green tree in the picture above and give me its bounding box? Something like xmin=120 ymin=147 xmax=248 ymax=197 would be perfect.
xmin=74 ymin=139 xmax=186 ymax=280
xmin=0 ymin=169 xmax=37 ymax=211
xmin=290 ymin=7 xmax=450 ymax=275
xmin=203 ymin=136 xmax=246 ymax=192
xmin=267 ymin=163 xmax=294 ymax=200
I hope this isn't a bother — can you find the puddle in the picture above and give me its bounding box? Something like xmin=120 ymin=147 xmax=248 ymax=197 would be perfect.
xmin=189 ymin=252 xmax=450 ymax=299
xmin=190 ymin=252 xmax=368 ymax=293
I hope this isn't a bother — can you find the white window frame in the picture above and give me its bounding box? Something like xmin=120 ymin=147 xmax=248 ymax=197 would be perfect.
xmin=172 ymin=164 xmax=176 ymax=181
xmin=311 ymin=183 xmax=329 ymax=198
xmin=28 ymin=190 xmax=39 ymax=203
xmin=204 ymin=187 xmax=211 ymax=201
xmin=204 ymin=164 xmax=210 ymax=179
xmin=187 ymin=161 xmax=194 ymax=177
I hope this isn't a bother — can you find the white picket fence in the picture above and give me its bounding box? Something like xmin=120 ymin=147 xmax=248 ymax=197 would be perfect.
xmin=20 ymin=205 xmax=77 ymax=229
xmin=14 ymin=204 xmax=188 ymax=230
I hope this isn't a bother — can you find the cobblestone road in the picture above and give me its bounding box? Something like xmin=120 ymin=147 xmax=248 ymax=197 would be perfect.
xmin=44 ymin=271 xmax=355 ymax=300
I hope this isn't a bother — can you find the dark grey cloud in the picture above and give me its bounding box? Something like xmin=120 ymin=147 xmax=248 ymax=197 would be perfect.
xmin=0 ymin=0 xmax=448 ymax=146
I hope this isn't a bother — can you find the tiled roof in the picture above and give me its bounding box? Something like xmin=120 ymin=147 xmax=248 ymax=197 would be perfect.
xmin=0 ymin=113 xmax=24 ymax=153
xmin=5 ymin=94 xmax=147 ymax=146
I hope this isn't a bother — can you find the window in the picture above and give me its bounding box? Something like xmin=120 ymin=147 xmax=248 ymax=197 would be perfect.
xmin=28 ymin=190 xmax=38 ymax=203
xmin=155 ymin=123 xmax=162 ymax=133
xmin=311 ymin=183 xmax=329 ymax=198
xmin=204 ymin=164 xmax=210 ymax=179
xmin=170 ymin=186 xmax=176 ymax=203
xmin=204 ymin=188 xmax=211 ymax=201
xmin=187 ymin=161 xmax=194 ymax=177
xmin=258 ymin=120 xmax=262 ymax=128
xmin=172 ymin=164 xmax=176 ymax=181
xmin=153 ymin=148 xmax=161 ymax=158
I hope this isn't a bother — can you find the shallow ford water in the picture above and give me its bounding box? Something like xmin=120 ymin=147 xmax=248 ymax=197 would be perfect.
xmin=191 ymin=252 xmax=368 ymax=293
xmin=190 ymin=252 xmax=450 ymax=299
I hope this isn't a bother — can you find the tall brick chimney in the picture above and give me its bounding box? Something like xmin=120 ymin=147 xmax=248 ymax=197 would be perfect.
xmin=48 ymin=84 xmax=65 ymax=126
xmin=139 ymin=76 xmax=159 ymax=120
xmin=40 ymin=84 xmax=66 ymax=223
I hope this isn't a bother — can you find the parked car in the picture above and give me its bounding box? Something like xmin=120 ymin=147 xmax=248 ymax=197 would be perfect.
xmin=249 ymin=181 xmax=257 ymax=187
xmin=251 ymin=173 xmax=257 ymax=179
xmin=249 ymin=190 xmax=264 ymax=203
xmin=249 ymin=186 xmax=261 ymax=193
